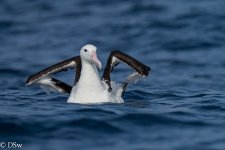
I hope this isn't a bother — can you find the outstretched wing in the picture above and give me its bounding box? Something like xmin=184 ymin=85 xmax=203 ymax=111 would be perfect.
xmin=25 ymin=56 xmax=81 ymax=94
xmin=102 ymin=50 xmax=150 ymax=91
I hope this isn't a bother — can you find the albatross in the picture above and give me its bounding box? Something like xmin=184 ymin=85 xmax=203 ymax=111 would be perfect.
xmin=26 ymin=44 xmax=150 ymax=104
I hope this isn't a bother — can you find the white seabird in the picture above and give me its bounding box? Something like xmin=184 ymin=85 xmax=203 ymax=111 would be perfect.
xmin=26 ymin=44 xmax=150 ymax=104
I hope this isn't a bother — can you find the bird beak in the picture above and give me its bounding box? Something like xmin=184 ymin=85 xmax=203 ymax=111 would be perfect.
xmin=91 ymin=51 xmax=102 ymax=70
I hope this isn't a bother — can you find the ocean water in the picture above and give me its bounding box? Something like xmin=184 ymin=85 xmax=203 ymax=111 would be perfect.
xmin=1 ymin=0 xmax=225 ymax=149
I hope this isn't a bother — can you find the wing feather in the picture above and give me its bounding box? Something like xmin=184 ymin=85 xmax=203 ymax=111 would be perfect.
xmin=102 ymin=50 xmax=150 ymax=92
xmin=26 ymin=56 xmax=81 ymax=86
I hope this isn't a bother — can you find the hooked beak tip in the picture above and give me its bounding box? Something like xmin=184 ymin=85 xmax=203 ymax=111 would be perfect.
xmin=98 ymin=63 xmax=102 ymax=70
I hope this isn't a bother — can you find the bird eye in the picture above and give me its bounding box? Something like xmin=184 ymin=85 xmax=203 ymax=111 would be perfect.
xmin=84 ymin=49 xmax=87 ymax=52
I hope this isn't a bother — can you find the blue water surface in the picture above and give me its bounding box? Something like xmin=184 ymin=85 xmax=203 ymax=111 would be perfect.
xmin=1 ymin=0 xmax=225 ymax=149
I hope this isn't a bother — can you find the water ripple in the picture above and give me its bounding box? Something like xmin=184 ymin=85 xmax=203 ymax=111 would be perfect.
xmin=113 ymin=113 xmax=212 ymax=127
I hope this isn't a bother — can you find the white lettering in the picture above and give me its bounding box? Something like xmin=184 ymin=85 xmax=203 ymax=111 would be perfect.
xmin=17 ymin=143 xmax=23 ymax=148
xmin=7 ymin=142 xmax=23 ymax=148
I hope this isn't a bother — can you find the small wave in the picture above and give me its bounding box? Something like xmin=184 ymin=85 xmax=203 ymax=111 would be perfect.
xmin=194 ymin=105 xmax=225 ymax=112
xmin=0 ymin=68 xmax=26 ymax=76
xmin=36 ymin=2 xmax=54 ymax=12
xmin=175 ymin=9 xmax=207 ymax=21
xmin=0 ymin=20 xmax=14 ymax=29
xmin=76 ymin=108 xmax=117 ymax=115
xmin=0 ymin=121 xmax=30 ymax=135
xmin=148 ymin=20 xmax=188 ymax=30
xmin=160 ymin=39 xmax=220 ymax=51
xmin=128 ymin=3 xmax=166 ymax=14
xmin=154 ymin=59 xmax=207 ymax=68
xmin=113 ymin=113 xmax=212 ymax=127
xmin=188 ymin=94 xmax=207 ymax=98
xmin=0 ymin=117 xmax=123 ymax=138
xmin=149 ymin=92 xmax=184 ymax=99
xmin=61 ymin=11 xmax=91 ymax=18
xmin=125 ymin=90 xmax=151 ymax=100
xmin=168 ymin=110 xmax=194 ymax=117
xmin=65 ymin=119 xmax=123 ymax=134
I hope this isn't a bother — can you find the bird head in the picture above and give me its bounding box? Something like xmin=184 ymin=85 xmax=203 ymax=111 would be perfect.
xmin=80 ymin=44 xmax=102 ymax=70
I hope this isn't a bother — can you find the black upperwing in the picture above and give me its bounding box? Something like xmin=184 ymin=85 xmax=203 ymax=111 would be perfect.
xmin=102 ymin=50 xmax=150 ymax=92
xmin=25 ymin=56 xmax=81 ymax=94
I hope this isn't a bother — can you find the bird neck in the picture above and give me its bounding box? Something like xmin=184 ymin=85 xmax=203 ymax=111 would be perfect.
xmin=79 ymin=61 xmax=101 ymax=85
